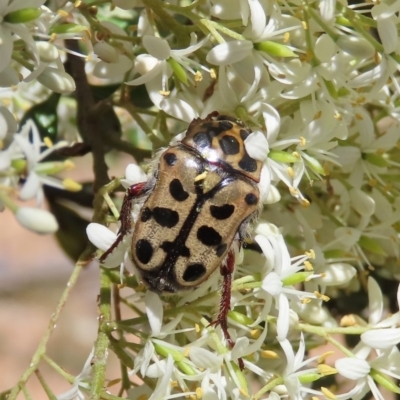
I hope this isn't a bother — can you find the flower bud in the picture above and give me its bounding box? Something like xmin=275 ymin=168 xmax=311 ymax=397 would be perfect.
xmin=15 ymin=207 xmax=58 ymax=234
xmin=94 ymin=42 xmax=120 ymax=63
xmin=5 ymin=8 xmax=41 ymax=23
xmin=36 ymin=42 xmax=60 ymax=63
xmin=37 ymin=67 xmax=75 ymax=94
xmin=336 ymin=35 xmax=375 ymax=59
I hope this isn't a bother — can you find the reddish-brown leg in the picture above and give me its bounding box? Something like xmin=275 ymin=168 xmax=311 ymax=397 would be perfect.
xmin=100 ymin=182 xmax=147 ymax=263
xmin=210 ymin=249 xmax=245 ymax=370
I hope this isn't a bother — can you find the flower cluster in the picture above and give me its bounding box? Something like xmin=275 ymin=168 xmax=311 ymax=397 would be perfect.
xmin=2 ymin=0 xmax=400 ymax=399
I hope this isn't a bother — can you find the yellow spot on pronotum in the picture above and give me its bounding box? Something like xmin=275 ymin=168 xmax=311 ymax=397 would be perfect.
xmin=321 ymin=386 xmax=337 ymax=399
xmin=63 ymin=178 xmax=82 ymax=192
xmin=260 ymin=350 xmax=279 ymax=359
xmin=194 ymin=171 xmax=208 ymax=182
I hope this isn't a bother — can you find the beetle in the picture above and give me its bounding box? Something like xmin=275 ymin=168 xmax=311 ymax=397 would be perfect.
xmin=101 ymin=111 xmax=263 ymax=367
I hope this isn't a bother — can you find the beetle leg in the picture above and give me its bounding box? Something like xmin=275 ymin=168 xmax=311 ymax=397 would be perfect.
xmin=210 ymin=249 xmax=245 ymax=370
xmin=99 ymin=181 xmax=147 ymax=262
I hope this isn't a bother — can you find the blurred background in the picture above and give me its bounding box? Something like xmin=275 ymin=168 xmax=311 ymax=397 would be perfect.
xmin=0 ymin=153 xmax=130 ymax=398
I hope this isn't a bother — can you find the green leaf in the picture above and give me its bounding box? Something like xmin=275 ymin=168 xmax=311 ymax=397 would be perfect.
xmin=20 ymin=93 xmax=61 ymax=142
xmin=128 ymin=84 xmax=154 ymax=109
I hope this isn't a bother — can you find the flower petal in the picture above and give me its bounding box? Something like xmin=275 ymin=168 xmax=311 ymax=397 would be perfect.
xmin=335 ymin=357 xmax=370 ymax=380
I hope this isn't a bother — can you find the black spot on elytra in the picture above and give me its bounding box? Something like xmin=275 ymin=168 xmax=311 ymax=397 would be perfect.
xmin=197 ymin=225 xmax=222 ymax=246
xmin=153 ymin=207 xmax=179 ymax=228
xmin=161 ymin=241 xmax=190 ymax=257
xmin=210 ymin=204 xmax=235 ymax=220
xmin=169 ymin=179 xmax=189 ymax=201
xmin=164 ymin=152 xmax=177 ymax=166
xmin=240 ymin=129 xmax=251 ymax=141
xmin=245 ymin=193 xmax=258 ymax=205
xmin=183 ymin=263 xmax=206 ymax=282
xmin=140 ymin=207 xmax=152 ymax=222
xmin=203 ymin=121 xmax=232 ymax=136
xmin=216 ymin=243 xmax=228 ymax=257
xmin=136 ymin=239 xmax=153 ymax=264
xmin=193 ymin=132 xmax=212 ymax=149
xmin=219 ymin=135 xmax=240 ymax=155
xmin=239 ymin=152 xmax=258 ymax=173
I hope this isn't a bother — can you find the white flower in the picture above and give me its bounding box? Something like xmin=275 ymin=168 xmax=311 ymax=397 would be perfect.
xmin=87 ymin=162 xmax=148 ymax=269
xmin=9 ymin=120 xmax=70 ymax=205
xmin=56 ymin=349 xmax=94 ymax=400
xmin=0 ymin=0 xmax=46 ymax=73
xmin=15 ymin=206 xmax=58 ymax=234
xmin=276 ymin=335 xmax=323 ymax=399
xmin=253 ymin=223 xmax=313 ymax=340
xmin=126 ymin=34 xmax=209 ymax=107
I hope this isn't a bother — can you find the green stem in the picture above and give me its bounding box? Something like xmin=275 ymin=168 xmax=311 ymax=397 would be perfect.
xmin=341 ymin=6 xmax=384 ymax=53
xmin=298 ymin=322 xmax=371 ymax=335
xmin=7 ymin=264 xmax=82 ymax=400
xmin=142 ymin=0 xmax=192 ymax=47
xmin=34 ymin=370 xmax=57 ymax=400
xmin=90 ymin=270 xmax=112 ymax=400
xmin=253 ymin=377 xmax=284 ymax=400
xmin=42 ymin=354 xmax=75 ymax=383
